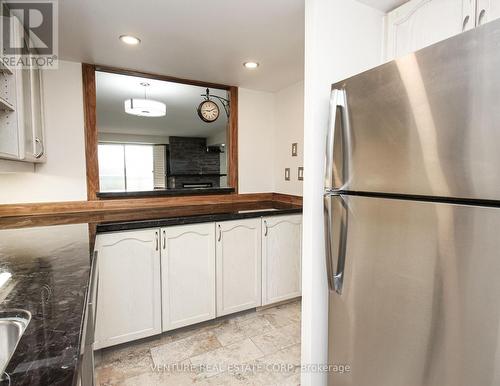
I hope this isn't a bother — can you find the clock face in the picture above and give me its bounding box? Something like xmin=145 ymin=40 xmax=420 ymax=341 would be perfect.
xmin=198 ymin=100 xmax=219 ymax=122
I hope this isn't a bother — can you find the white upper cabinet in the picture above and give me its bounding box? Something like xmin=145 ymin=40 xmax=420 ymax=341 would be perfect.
xmin=464 ymin=0 xmax=480 ymax=31
xmin=385 ymin=0 xmax=467 ymax=61
xmin=161 ymin=223 xmax=216 ymax=331
xmin=0 ymin=16 xmax=46 ymax=163
xmin=94 ymin=229 xmax=162 ymax=349
xmin=216 ymin=218 xmax=262 ymax=317
xmin=385 ymin=0 xmax=500 ymax=61
xmin=476 ymin=0 xmax=500 ymax=26
xmin=262 ymin=214 xmax=302 ymax=306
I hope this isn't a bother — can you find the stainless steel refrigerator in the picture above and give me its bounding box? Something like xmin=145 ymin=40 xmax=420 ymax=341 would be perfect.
xmin=324 ymin=19 xmax=500 ymax=386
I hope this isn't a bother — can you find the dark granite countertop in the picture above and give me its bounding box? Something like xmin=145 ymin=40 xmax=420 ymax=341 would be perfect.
xmin=96 ymin=203 xmax=302 ymax=233
xmin=0 ymin=224 xmax=91 ymax=385
xmin=0 ymin=201 xmax=302 ymax=231
xmin=0 ymin=200 xmax=301 ymax=385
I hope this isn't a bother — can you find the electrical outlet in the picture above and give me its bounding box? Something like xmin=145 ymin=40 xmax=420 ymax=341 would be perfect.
xmin=292 ymin=143 xmax=298 ymax=156
xmin=298 ymin=167 xmax=304 ymax=181
xmin=285 ymin=168 xmax=290 ymax=181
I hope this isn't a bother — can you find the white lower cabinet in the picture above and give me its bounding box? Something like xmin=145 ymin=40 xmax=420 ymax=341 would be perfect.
xmin=161 ymin=223 xmax=216 ymax=331
xmin=216 ymin=218 xmax=262 ymax=316
xmin=94 ymin=229 xmax=162 ymax=350
xmin=93 ymin=213 xmax=302 ymax=348
xmin=262 ymin=214 xmax=302 ymax=306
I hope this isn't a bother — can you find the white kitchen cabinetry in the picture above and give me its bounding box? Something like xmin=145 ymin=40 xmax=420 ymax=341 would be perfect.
xmin=476 ymin=0 xmax=500 ymax=26
xmin=385 ymin=0 xmax=500 ymax=61
xmin=0 ymin=16 xmax=46 ymax=163
xmin=216 ymin=218 xmax=262 ymax=316
xmin=94 ymin=229 xmax=162 ymax=350
xmin=262 ymin=214 xmax=302 ymax=306
xmin=93 ymin=212 xmax=302 ymax=348
xmin=385 ymin=0 xmax=467 ymax=61
xmin=22 ymin=64 xmax=46 ymax=162
xmin=161 ymin=223 xmax=216 ymax=331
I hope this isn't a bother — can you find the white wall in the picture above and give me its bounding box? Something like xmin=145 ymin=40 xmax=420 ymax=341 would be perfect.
xmin=238 ymin=88 xmax=275 ymax=193
xmin=238 ymin=83 xmax=305 ymax=196
xmin=274 ymin=81 xmax=304 ymax=196
xmin=0 ymin=61 xmax=87 ymax=204
xmin=302 ymin=1 xmax=384 ymax=385
xmin=207 ymin=129 xmax=227 ymax=146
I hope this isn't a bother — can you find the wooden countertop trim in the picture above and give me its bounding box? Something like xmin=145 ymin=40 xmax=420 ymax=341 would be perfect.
xmin=272 ymin=193 xmax=303 ymax=206
xmin=0 ymin=193 xmax=302 ymax=219
xmin=0 ymin=193 xmax=276 ymax=218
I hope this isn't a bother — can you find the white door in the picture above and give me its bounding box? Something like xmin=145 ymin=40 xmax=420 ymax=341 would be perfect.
xmin=94 ymin=229 xmax=162 ymax=349
xmin=476 ymin=0 xmax=500 ymax=26
xmin=216 ymin=218 xmax=261 ymax=316
xmin=262 ymin=214 xmax=302 ymax=306
xmin=161 ymin=223 xmax=216 ymax=331
xmin=385 ymin=0 xmax=471 ymax=60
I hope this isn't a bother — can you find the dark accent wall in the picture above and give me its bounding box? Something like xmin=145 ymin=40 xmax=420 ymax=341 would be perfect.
xmin=168 ymin=136 xmax=221 ymax=188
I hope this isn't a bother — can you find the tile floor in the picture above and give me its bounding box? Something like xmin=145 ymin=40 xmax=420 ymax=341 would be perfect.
xmin=96 ymin=300 xmax=301 ymax=385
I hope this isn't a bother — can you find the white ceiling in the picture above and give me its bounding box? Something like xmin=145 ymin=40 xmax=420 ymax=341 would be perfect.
xmin=59 ymin=0 xmax=305 ymax=92
xmin=96 ymin=71 xmax=228 ymax=140
xmin=357 ymin=0 xmax=409 ymax=12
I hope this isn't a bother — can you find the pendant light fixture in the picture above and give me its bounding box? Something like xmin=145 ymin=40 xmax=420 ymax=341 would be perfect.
xmin=124 ymin=82 xmax=166 ymax=117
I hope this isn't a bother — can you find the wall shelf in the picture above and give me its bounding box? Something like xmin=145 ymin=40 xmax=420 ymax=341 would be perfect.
xmin=0 ymin=61 xmax=13 ymax=75
xmin=0 ymin=96 xmax=15 ymax=111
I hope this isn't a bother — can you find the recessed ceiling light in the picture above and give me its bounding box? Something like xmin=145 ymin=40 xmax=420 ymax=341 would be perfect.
xmin=119 ymin=35 xmax=141 ymax=45
xmin=243 ymin=61 xmax=259 ymax=69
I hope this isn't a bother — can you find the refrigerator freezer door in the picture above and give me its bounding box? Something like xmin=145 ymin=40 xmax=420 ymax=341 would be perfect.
xmin=325 ymin=89 xmax=350 ymax=192
xmin=330 ymin=19 xmax=500 ymax=200
xmin=326 ymin=194 xmax=500 ymax=386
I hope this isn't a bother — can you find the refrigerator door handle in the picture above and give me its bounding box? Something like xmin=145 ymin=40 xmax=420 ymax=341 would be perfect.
xmin=324 ymin=194 xmax=348 ymax=294
xmin=325 ymin=88 xmax=347 ymax=192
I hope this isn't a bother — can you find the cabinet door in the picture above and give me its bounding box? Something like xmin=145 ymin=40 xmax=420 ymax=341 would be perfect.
xmin=216 ymin=218 xmax=261 ymax=317
xmin=94 ymin=229 xmax=162 ymax=349
xmin=22 ymin=65 xmax=46 ymax=162
xmin=262 ymin=214 xmax=302 ymax=306
xmin=476 ymin=0 xmax=500 ymax=26
xmin=385 ymin=0 xmax=469 ymax=61
xmin=161 ymin=223 xmax=216 ymax=331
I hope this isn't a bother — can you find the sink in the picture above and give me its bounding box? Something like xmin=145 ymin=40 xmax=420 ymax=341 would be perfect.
xmin=0 ymin=310 xmax=31 ymax=376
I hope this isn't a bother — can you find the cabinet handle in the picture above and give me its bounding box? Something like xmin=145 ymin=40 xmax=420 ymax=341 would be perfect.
xmin=34 ymin=137 xmax=44 ymax=159
xmin=264 ymin=220 xmax=268 ymax=237
xmin=155 ymin=231 xmax=159 ymax=251
xmin=162 ymin=230 xmax=166 ymax=250
xmin=462 ymin=15 xmax=470 ymax=31
xmin=477 ymin=9 xmax=486 ymax=26
xmin=217 ymin=224 xmax=222 ymax=242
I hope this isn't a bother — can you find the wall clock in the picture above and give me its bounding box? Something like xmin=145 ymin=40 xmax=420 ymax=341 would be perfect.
xmin=197 ymin=99 xmax=220 ymax=123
